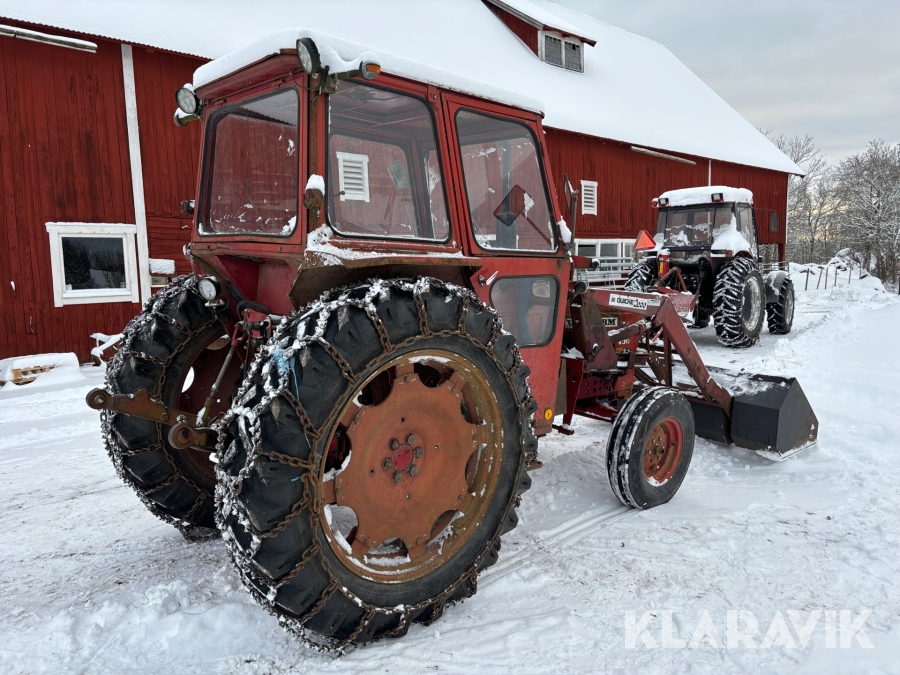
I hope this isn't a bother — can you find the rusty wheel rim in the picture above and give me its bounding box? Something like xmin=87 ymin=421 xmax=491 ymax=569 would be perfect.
xmin=642 ymin=417 xmax=683 ymax=486
xmin=319 ymin=350 xmax=504 ymax=583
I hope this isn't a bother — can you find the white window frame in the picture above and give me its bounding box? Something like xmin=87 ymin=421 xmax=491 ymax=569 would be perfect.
xmin=538 ymin=30 xmax=584 ymax=73
xmin=45 ymin=222 xmax=139 ymax=307
xmin=574 ymin=238 xmax=633 ymax=259
xmin=580 ymin=180 xmax=598 ymax=215
xmin=336 ymin=151 xmax=370 ymax=202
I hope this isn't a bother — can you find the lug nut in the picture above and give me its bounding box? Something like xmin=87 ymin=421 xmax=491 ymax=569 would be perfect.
xmin=407 ymin=464 xmax=418 ymax=477
xmin=390 ymin=438 xmax=400 ymax=450
xmin=413 ymin=446 xmax=424 ymax=458
xmin=392 ymin=471 xmax=403 ymax=483
xmin=382 ymin=458 xmax=394 ymax=470
xmin=406 ymin=434 xmax=416 ymax=445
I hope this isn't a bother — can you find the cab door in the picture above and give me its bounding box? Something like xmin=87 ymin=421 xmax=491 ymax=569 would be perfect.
xmin=441 ymin=94 xmax=570 ymax=434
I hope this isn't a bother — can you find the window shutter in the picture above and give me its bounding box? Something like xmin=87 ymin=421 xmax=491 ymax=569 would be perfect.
xmin=581 ymin=180 xmax=598 ymax=215
xmin=336 ymin=152 xmax=370 ymax=202
xmin=543 ymin=34 xmax=563 ymax=67
xmin=564 ymin=41 xmax=583 ymax=72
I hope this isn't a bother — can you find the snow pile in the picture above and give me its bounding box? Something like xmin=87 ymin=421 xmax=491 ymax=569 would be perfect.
xmin=149 ymin=258 xmax=176 ymax=275
xmin=789 ymin=261 xmax=884 ymax=293
xmin=710 ymin=214 xmax=752 ymax=254
xmin=0 ymin=352 xmax=89 ymax=398
xmin=304 ymin=173 xmax=325 ymax=194
xmin=659 ymin=185 xmax=753 ymax=207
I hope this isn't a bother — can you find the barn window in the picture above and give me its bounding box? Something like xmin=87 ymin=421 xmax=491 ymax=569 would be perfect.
xmin=45 ymin=223 xmax=139 ymax=307
xmin=539 ymin=31 xmax=584 ymax=72
xmin=580 ymin=180 xmax=598 ymax=215
xmin=336 ymin=152 xmax=370 ymax=202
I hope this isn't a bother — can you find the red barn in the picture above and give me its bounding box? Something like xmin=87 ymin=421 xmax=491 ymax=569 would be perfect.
xmin=0 ymin=0 xmax=799 ymax=361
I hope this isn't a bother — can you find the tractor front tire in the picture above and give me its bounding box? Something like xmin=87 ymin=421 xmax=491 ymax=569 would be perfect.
xmin=713 ymin=257 xmax=765 ymax=347
xmin=607 ymin=387 xmax=694 ymax=509
xmin=624 ymin=259 xmax=657 ymax=292
xmin=103 ymin=276 xmax=232 ymax=540
xmin=215 ymin=278 xmax=536 ymax=648
xmin=766 ymin=274 xmax=795 ymax=335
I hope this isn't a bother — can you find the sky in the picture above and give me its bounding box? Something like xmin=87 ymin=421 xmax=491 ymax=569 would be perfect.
xmin=556 ymin=0 xmax=900 ymax=165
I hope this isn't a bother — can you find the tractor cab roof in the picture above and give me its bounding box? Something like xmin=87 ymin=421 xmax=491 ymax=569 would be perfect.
xmin=193 ymin=27 xmax=544 ymax=115
xmin=655 ymin=185 xmax=753 ymax=209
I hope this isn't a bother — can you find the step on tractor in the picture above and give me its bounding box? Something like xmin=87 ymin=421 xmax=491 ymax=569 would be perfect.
xmin=86 ymin=32 xmax=818 ymax=650
xmin=624 ymin=187 xmax=795 ymax=347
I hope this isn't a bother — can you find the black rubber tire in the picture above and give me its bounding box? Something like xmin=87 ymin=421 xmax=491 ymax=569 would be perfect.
xmin=624 ymin=259 xmax=657 ymax=292
xmin=103 ymin=275 xmax=229 ymax=540
xmin=606 ymin=387 xmax=694 ymax=510
xmin=215 ymin=278 xmax=536 ymax=647
xmin=713 ymin=257 xmax=765 ymax=347
xmin=766 ymin=276 xmax=795 ymax=335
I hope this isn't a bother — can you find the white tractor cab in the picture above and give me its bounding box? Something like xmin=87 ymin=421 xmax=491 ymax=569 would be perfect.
xmin=625 ymin=186 xmax=794 ymax=347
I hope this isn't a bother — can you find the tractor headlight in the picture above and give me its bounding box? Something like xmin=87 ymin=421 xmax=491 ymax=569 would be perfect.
xmin=175 ymin=86 xmax=200 ymax=115
xmin=198 ymin=277 xmax=220 ymax=301
xmin=296 ymin=37 xmax=322 ymax=75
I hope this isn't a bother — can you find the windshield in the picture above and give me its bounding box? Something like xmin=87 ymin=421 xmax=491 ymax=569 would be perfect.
xmin=327 ymin=82 xmax=450 ymax=241
xmin=657 ymin=205 xmax=733 ymax=247
xmin=456 ymin=110 xmax=556 ymax=252
xmin=200 ymin=88 xmax=299 ymax=236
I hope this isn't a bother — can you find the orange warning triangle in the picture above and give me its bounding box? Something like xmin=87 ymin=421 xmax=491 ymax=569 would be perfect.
xmin=634 ymin=230 xmax=656 ymax=251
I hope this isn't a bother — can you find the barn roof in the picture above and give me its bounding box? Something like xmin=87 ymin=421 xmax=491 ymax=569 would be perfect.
xmin=0 ymin=0 xmax=802 ymax=174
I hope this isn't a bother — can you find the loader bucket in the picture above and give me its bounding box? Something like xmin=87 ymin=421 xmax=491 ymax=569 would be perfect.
xmin=729 ymin=375 xmax=818 ymax=460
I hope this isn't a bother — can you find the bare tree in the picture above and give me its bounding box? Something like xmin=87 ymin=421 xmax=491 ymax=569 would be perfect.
xmin=769 ymin=133 xmax=836 ymax=264
xmin=833 ymin=140 xmax=900 ymax=283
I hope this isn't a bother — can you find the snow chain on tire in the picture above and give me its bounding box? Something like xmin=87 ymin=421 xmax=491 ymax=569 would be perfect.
xmin=102 ymin=275 xmax=228 ymax=542
xmin=766 ymin=276 xmax=794 ymax=335
xmin=214 ymin=278 xmax=537 ymax=653
xmin=712 ymin=257 xmax=764 ymax=347
xmin=624 ymin=260 xmax=657 ymax=292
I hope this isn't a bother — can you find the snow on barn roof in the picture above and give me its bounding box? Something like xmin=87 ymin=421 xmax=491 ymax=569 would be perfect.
xmin=482 ymin=0 xmax=597 ymax=44
xmin=0 ymin=0 xmax=801 ymax=174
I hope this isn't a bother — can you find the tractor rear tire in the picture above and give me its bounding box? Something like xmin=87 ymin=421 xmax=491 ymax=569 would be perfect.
xmin=606 ymin=387 xmax=694 ymax=509
xmin=624 ymin=260 xmax=657 ymax=292
xmin=766 ymin=275 xmax=795 ymax=335
xmin=215 ymin=278 xmax=536 ymax=647
xmin=103 ymin=276 xmax=231 ymax=540
xmin=713 ymin=257 xmax=765 ymax=347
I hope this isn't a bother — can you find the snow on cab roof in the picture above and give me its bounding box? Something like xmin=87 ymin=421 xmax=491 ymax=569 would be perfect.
xmin=0 ymin=0 xmax=801 ymax=174
xmin=193 ymin=28 xmax=544 ymax=115
xmin=659 ymin=186 xmax=754 ymax=207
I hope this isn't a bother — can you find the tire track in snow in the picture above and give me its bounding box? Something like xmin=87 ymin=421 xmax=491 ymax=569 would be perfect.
xmin=481 ymin=505 xmax=636 ymax=588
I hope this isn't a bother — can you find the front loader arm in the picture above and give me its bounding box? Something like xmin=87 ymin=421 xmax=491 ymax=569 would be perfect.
xmin=588 ymin=288 xmax=732 ymax=411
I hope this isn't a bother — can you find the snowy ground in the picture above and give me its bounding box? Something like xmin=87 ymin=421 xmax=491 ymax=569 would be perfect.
xmin=1 ymin=279 xmax=899 ymax=674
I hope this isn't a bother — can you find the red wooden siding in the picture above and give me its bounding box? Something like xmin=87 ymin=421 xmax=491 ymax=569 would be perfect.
xmin=132 ymin=47 xmax=204 ymax=275
xmin=0 ymin=21 xmax=206 ymax=361
xmin=545 ymin=128 xmax=788 ymax=256
xmin=484 ymin=2 xmax=538 ymax=54
xmin=0 ymin=26 xmax=140 ymax=362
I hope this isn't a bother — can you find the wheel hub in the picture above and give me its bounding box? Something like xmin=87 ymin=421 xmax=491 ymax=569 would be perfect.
xmin=335 ymin=370 xmax=475 ymax=553
xmin=643 ymin=418 xmax=683 ymax=485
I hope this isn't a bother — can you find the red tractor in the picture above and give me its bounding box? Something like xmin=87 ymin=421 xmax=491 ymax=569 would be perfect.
xmin=87 ymin=33 xmax=817 ymax=649
xmin=625 ymin=187 xmax=795 ymax=347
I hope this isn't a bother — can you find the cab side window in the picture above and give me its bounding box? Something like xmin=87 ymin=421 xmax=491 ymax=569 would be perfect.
xmin=455 ymin=110 xmax=556 ymax=252
xmin=737 ymin=205 xmax=758 ymax=256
